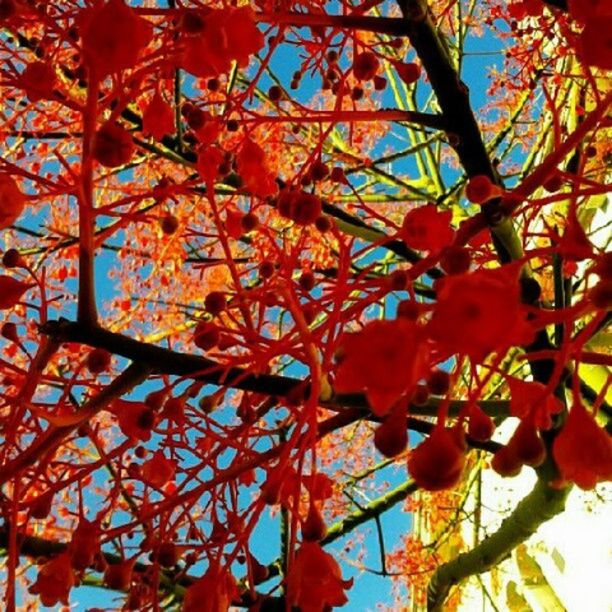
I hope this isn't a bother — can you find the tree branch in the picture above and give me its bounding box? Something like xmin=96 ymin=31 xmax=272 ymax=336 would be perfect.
xmin=426 ymin=479 xmax=570 ymax=611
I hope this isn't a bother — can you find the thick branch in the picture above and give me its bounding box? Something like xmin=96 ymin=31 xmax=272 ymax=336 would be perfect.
xmin=426 ymin=479 xmax=570 ymax=611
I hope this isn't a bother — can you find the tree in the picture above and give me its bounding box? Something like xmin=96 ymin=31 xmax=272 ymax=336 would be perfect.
xmin=0 ymin=0 xmax=610 ymax=609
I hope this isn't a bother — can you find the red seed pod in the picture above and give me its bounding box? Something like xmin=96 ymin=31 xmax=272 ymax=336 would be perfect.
xmin=241 ymin=212 xmax=259 ymax=232
xmin=259 ymin=260 xmax=275 ymax=279
xmin=395 ymin=61 xmax=421 ymax=84
xmin=330 ymin=167 xmax=346 ymax=183
xmin=299 ymin=271 xmax=316 ymax=292
xmin=86 ymin=348 xmax=111 ymax=374
xmin=302 ymin=504 xmax=327 ymax=542
xmin=310 ymin=160 xmax=330 ymax=182
xmin=426 ymin=369 xmax=451 ymax=396
xmin=268 ymin=85 xmax=282 ymax=101
xmin=248 ymin=553 xmax=270 ymax=584
xmin=30 ymin=491 xmax=54 ymax=520
xmin=92 ymin=121 xmax=134 ymax=168
xmin=467 ymin=404 xmax=495 ymax=442
xmin=70 ymin=519 xmax=101 ymax=571
xmin=193 ymin=321 xmax=220 ymax=351
xmin=373 ymin=75 xmax=387 ymax=90
xmin=411 ymin=383 xmax=429 ymax=406
xmin=160 ymin=213 xmax=179 ymax=235
xmin=353 ymin=51 xmax=379 ymax=81
xmin=491 ymin=445 xmax=522 ymax=477
xmin=2 ymin=248 xmax=24 ymax=268
xmin=507 ymin=419 xmax=546 ymax=467
xmin=144 ymin=389 xmax=167 ymax=411
xmin=408 ymin=425 xmax=465 ymax=490
xmin=315 ymin=215 xmax=332 ymax=233
xmin=205 ymin=291 xmax=227 ymax=315
xmin=374 ymin=404 xmax=408 ymax=458
xmin=163 ymin=397 xmax=186 ymax=424
xmin=1 ymin=322 xmax=18 ymax=343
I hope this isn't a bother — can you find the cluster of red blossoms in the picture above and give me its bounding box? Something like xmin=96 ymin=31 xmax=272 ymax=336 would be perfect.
xmin=333 ymin=252 xmax=611 ymax=492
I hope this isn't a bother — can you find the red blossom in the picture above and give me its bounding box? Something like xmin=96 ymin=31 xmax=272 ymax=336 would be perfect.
xmin=408 ymin=425 xmax=466 ymax=491
xmin=334 ymin=318 xmax=430 ymax=416
xmin=141 ymin=450 xmax=176 ymax=488
xmin=180 ymin=7 xmax=263 ymax=78
xmin=428 ymin=267 xmax=534 ymax=360
xmin=401 ymin=204 xmax=454 ymax=253
xmin=182 ymin=564 xmax=238 ymax=612
xmin=0 ymin=275 xmax=34 ymax=310
xmin=70 ymin=518 xmax=101 ymax=571
xmin=286 ymin=542 xmax=352 ymax=611
xmin=235 ymin=139 xmax=278 ymax=197
xmin=80 ymin=0 xmax=152 ymax=77
xmin=553 ymin=402 xmax=612 ymax=489
xmin=111 ymin=399 xmax=156 ymax=442
xmin=143 ymin=91 xmax=175 ymax=141
xmin=30 ymin=552 xmax=75 ymax=607
xmin=92 ymin=121 xmax=134 ymax=169
xmin=18 ymin=61 xmax=56 ymax=102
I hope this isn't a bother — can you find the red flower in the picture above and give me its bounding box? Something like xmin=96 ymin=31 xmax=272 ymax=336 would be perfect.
xmin=334 ymin=319 xmax=429 ymax=416
xmin=180 ymin=7 xmax=263 ymax=78
xmin=374 ymin=402 xmax=408 ymax=457
xmin=18 ymin=61 xmax=56 ymax=102
xmin=0 ymin=174 xmax=25 ymax=229
xmin=553 ymin=402 xmax=612 ymax=490
xmin=428 ymin=267 xmax=534 ymax=360
xmin=401 ymin=204 xmax=454 ymax=253
xmin=92 ymin=121 xmax=134 ymax=168
xmin=277 ymin=189 xmax=322 ymax=226
xmin=80 ymin=0 xmax=152 ymax=77
xmin=104 ymin=558 xmax=135 ymax=591
xmin=143 ymin=91 xmax=175 ymax=141
xmin=236 ymin=139 xmax=278 ymax=198
xmin=395 ymin=61 xmax=421 ymax=84
xmin=182 ymin=564 xmax=238 ymax=612
xmin=0 ymin=275 xmax=34 ymax=310
xmin=70 ymin=518 xmax=101 ymax=571
xmin=467 ymin=404 xmax=495 ymax=442
xmin=30 ymin=552 xmax=75 ymax=607
xmin=286 ymin=542 xmax=352 ymax=611
xmin=408 ymin=425 xmax=466 ymax=490
xmin=353 ymin=51 xmax=379 ymax=81
xmin=111 ymin=399 xmax=155 ymax=442
xmin=141 ymin=450 xmax=176 ymax=488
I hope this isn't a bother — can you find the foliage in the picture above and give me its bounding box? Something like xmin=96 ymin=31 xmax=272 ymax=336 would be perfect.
xmin=0 ymin=0 xmax=610 ymax=610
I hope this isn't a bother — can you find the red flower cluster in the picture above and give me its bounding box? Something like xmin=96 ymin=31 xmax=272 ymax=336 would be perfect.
xmin=80 ymin=0 xmax=152 ymax=77
xmin=334 ymin=318 xmax=430 ymax=416
xmin=286 ymin=542 xmax=352 ymax=611
xmin=180 ymin=7 xmax=263 ymax=78
xmin=428 ymin=267 xmax=534 ymax=360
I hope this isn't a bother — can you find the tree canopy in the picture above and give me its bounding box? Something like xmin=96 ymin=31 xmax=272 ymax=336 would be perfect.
xmin=0 ymin=0 xmax=610 ymax=609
